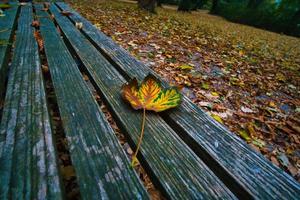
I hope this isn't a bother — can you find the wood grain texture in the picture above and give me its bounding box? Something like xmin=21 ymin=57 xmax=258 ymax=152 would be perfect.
xmin=35 ymin=4 xmax=149 ymax=200
xmin=50 ymin=4 xmax=237 ymax=199
xmin=0 ymin=3 xmax=18 ymax=98
xmin=56 ymin=2 xmax=300 ymax=199
xmin=0 ymin=5 xmax=62 ymax=200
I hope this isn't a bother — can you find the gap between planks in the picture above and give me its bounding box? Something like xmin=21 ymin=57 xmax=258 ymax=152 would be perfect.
xmin=32 ymin=4 xmax=81 ymax=199
xmin=49 ymin=11 xmax=166 ymax=200
xmin=52 ymin=3 xmax=240 ymax=199
xmin=53 ymin=3 xmax=255 ymax=199
xmin=0 ymin=5 xmax=20 ymax=126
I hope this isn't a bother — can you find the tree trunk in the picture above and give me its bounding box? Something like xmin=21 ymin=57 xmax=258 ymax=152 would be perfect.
xmin=210 ymin=0 xmax=218 ymax=14
xmin=247 ymin=0 xmax=263 ymax=8
xmin=198 ymin=0 xmax=208 ymax=9
xmin=157 ymin=0 xmax=162 ymax=7
xmin=178 ymin=0 xmax=198 ymax=12
xmin=290 ymin=8 xmax=300 ymax=35
xmin=191 ymin=0 xmax=207 ymax=10
xmin=138 ymin=0 xmax=157 ymax=13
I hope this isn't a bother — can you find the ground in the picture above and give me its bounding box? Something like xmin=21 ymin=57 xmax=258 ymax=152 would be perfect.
xmin=66 ymin=0 xmax=300 ymax=182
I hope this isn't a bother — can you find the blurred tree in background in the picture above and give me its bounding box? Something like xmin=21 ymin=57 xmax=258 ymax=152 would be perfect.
xmin=138 ymin=0 xmax=156 ymax=12
xmin=136 ymin=0 xmax=300 ymax=36
xmin=177 ymin=0 xmax=208 ymax=11
xmin=211 ymin=0 xmax=300 ymax=37
xmin=177 ymin=0 xmax=197 ymax=11
xmin=247 ymin=0 xmax=264 ymax=8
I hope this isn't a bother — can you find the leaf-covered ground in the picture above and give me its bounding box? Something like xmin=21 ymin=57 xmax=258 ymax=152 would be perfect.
xmin=66 ymin=0 xmax=300 ymax=182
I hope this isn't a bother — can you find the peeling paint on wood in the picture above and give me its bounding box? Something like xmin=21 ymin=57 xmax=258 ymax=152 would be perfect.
xmin=35 ymin=4 xmax=149 ymax=200
xmin=0 ymin=4 xmax=63 ymax=200
xmin=0 ymin=3 xmax=18 ymax=97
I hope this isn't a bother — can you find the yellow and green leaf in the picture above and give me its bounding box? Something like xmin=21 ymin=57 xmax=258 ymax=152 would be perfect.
xmin=139 ymin=75 xmax=162 ymax=106
xmin=122 ymin=74 xmax=182 ymax=112
xmin=122 ymin=74 xmax=182 ymax=167
xmin=0 ymin=4 xmax=11 ymax=9
xmin=147 ymin=87 xmax=181 ymax=112
xmin=121 ymin=78 xmax=143 ymax=110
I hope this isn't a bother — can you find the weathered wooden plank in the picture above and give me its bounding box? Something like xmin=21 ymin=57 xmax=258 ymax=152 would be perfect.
xmin=0 ymin=5 xmax=62 ymax=199
xmin=50 ymin=4 xmax=237 ymax=199
xmin=35 ymin=4 xmax=149 ymax=200
xmin=56 ymin=2 xmax=300 ymax=199
xmin=0 ymin=3 xmax=18 ymax=97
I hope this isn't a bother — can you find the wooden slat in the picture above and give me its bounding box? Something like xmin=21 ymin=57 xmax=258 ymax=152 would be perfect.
xmin=49 ymin=4 xmax=237 ymax=199
xmin=34 ymin=4 xmax=149 ymax=200
xmin=0 ymin=5 xmax=63 ymax=199
xmin=56 ymin=2 xmax=300 ymax=199
xmin=0 ymin=3 xmax=18 ymax=96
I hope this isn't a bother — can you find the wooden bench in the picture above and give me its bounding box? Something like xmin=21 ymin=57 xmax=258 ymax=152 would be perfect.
xmin=0 ymin=2 xmax=299 ymax=199
xmin=0 ymin=5 xmax=62 ymax=199
xmin=0 ymin=3 xmax=18 ymax=97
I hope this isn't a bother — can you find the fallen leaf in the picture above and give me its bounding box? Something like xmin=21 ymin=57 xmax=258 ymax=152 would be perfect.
xmin=241 ymin=106 xmax=254 ymax=113
xmin=269 ymin=101 xmax=276 ymax=108
xmin=211 ymin=111 xmax=231 ymax=118
xmin=181 ymin=87 xmax=196 ymax=100
xmin=247 ymin=123 xmax=256 ymax=137
xmin=277 ymin=153 xmax=290 ymax=167
xmin=252 ymin=138 xmax=265 ymax=148
xmin=199 ymin=101 xmax=212 ymax=108
xmin=31 ymin=20 xmax=40 ymax=28
xmin=34 ymin=30 xmax=44 ymax=51
xmin=83 ymin=74 xmax=89 ymax=81
xmin=201 ymin=82 xmax=210 ymax=90
xmin=286 ymin=121 xmax=300 ymax=134
xmin=271 ymin=156 xmax=280 ymax=166
xmin=239 ymin=130 xmax=251 ymax=141
xmin=60 ymin=10 xmax=73 ymax=16
xmin=122 ymin=74 xmax=182 ymax=112
xmin=122 ymin=74 xmax=182 ymax=166
xmin=41 ymin=65 xmax=49 ymax=73
xmin=211 ymin=113 xmax=223 ymax=124
xmin=211 ymin=92 xmax=219 ymax=97
xmin=276 ymin=72 xmax=286 ymax=82
xmin=177 ymin=64 xmax=193 ymax=70
xmin=287 ymin=165 xmax=299 ymax=176
xmin=0 ymin=4 xmax=11 ymax=9
xmin=61 ymin=166 xmax=76 ymax=181
xmin=75 ymin=22 xmax=83 ymax=29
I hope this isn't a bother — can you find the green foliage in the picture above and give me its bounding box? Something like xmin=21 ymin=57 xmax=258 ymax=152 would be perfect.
xmin=177 ymin=0 xmax=209 ymax=11
xmin=161 ymin=0 xmax=209 ymax=10
xmin=212 ymin=0 xmax=300 ymax=37
xmin=159 ymin=0 xmax=181 ymax=5
xmin=178 ymin=0 xmax=197 ymax=11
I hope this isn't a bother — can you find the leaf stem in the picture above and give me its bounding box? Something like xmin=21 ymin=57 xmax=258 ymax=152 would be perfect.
xmin=131 ymin=108 xmax=146 ymax=167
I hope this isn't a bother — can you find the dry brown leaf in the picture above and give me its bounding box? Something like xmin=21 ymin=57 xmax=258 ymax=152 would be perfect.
xmin=31 ymin=20 xmax=40 ymax=28
xmin=33 ymin=30 xmax=44 ymax=51
xmin=60 ymin=10 xmax=73 ymax=16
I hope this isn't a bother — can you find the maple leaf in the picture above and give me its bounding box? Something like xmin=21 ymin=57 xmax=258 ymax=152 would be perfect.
xmin=122 ymin=74 xmax=182 ymax=166
xmin=122 ymin=74 xmax=181 ymax=112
